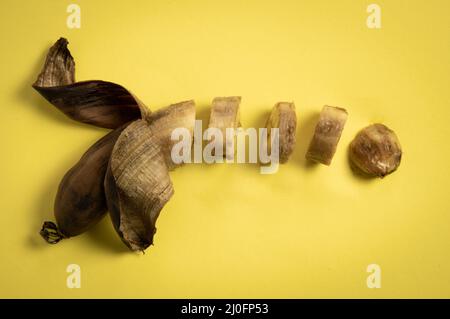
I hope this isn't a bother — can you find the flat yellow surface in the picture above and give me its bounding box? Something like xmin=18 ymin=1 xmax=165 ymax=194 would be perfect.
xmin=1 ymin=0 xmax=449 ymax=298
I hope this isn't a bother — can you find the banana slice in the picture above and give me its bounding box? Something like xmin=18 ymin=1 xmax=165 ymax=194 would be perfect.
xmin=208 ymin=96 xmax=241 ymax=158
xmin=349 ymin=123 xmax=402 ymax=177
xmin=306 ymin=105 xmax=348 ymax=165
xmin=266 ymin=102 xmax=297 ymax=163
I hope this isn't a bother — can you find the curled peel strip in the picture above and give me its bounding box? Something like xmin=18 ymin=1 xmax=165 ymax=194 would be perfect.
xmin=32 ymin=38 xmax=143 ymax=129
xmin=105 ymin=102 xmax=196 ymax=251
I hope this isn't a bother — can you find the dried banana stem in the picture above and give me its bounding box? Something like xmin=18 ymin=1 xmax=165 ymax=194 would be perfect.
xmin=40 ymin=124 xmax=128 ymax=243
xmin=266 ymin=102 xmax=297 ymax=163
xmin=33 ymin=38 xmax=142 ymax=128
xmin=349 ymin=123 xmax=402 ymax=177
xmin=306 ymin=105 xmax=348 ymax=165
xmin=105 ymin=101 xmax=196 ymax=251
xmin=208 ymin=96 xmax=241 ymax=158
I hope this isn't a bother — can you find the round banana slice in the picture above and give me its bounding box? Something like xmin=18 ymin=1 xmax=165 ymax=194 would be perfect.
xmin=349 ymin=123 xmax=402 ymax=177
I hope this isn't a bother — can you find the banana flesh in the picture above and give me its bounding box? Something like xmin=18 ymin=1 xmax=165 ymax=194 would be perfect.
xmin=306 ymin=105 xmax=348 ymax=165
xmin=266 ymin=102 xmax=297 ymax=163
xmin=208 ymin=96 xmax=241 ymax=158
xmin=349 ymin=123 xmax=402 ymax=177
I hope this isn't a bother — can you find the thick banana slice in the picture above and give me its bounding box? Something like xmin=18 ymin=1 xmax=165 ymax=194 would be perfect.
xmin=208 ymin=96 xmax=241 ymax=158
xmin=349 ymin=123 xmax=402 ymax=177
xmin=266 ymin=102 xmax=297 ymax=163
xmin=306 ymin=105 xmax=348 ymax=165
xmin=105 ymin=101 xmax=196 ymax=251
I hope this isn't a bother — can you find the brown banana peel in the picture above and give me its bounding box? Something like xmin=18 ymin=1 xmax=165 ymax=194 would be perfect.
xmin=105 ymin=101 xmax=196 ymax=251
xmin=36 ymin=37 xmax=146 ymax=244
xmin=40 ymin=124 xmax=128 ymax=243
xmin=32 ymin=38 xmax=142 ymax=129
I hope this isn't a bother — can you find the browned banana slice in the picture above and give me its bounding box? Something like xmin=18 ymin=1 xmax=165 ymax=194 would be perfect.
xmin=266 ymin=102 xmax=297 ymax=163
xmin=208 ymin=96 xmax=241 ymax=158
xmin=105 ymin=101 xmax=196 ymax=251
xmin=306 ymin=105 xmax=348 ymax=165
xmin=349 ymin=123 xmax=402 ymax=177
xmin=33 ymin=38 xmax=142 ymax=128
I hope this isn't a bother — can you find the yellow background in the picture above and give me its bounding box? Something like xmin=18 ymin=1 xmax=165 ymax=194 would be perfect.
xmin=1 ymin=0 xmax=449 ymax=298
